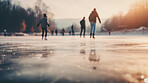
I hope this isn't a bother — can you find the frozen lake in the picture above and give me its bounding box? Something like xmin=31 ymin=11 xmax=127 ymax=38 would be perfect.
xmin=0 ymin=36 xmax=148 ymax=83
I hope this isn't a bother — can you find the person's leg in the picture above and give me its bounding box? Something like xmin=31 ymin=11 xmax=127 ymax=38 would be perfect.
xmin=90 ymin=23 xmax=93 ymax=38
xmin=45 ymin=28 xmax=47 ymax=39
xmin=73 ymin=31 xmax=74 ymax=35
xmin=42 ymin=28 xmax=44 ymax=39
xmin=93 ymin=23 xmax=96 ymax=38
xmin=83 ymin=27 xmax=85 ymax=37
xmin=72 ymin=30 xmax=74 ymax=35
xmin=4 ymin=32 xmax=6 ymax=36
xmin=80 ymin=27 xmax=83 ymax=37
xmin=93 ymin=23 xmax=96 ymax=34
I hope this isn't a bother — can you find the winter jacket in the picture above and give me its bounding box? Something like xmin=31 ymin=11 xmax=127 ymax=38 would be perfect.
xmin=89 ymin=11 xmax=101 ymax=23
xmin=80 ymin=19 xmax=86 ymax=28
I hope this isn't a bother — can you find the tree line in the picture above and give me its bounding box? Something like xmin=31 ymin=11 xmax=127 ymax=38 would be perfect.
xmin=103 ymin=0 xmax=148 ymax=32
xmin=0 ymin=0 xmax=56 ymax=33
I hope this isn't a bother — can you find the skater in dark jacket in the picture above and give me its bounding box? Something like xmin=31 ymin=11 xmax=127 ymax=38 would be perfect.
xmin=55 ymin=29 xmax=58 ymax=36
xmin=61 ymin=28 xmax=65 ymax=36
xmin=37 ymin=13 xmax=50 ymax=40
xmin=80 ymin=17 xmax=86 ymax=38
xmin=4 ymin=29 xmax=7 ymax=36
xmin=89 ymin=8 xmax=101 ymax=39
xmin=71 ymin=25 xmax=75 ymax=35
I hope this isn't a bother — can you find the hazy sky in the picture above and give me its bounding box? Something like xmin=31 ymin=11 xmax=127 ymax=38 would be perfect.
xmin=16 ymin=0 xmax=140 ymax=19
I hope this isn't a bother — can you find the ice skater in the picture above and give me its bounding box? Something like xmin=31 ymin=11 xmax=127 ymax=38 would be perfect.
xmin=89 ymin=8 xmax=101 ymax=38
xmin=61 ymin=28 xmax=65 ymax=36
xmin=51 ymin=30 xmax=54 ymax=35
xmin=71 ymin=25 xmax=75 ymax=35
xmin=80 ymin=17 xmax=86 ymax=38
xmin=69 ymin=31 xmax=71 ymax=35
xmin=3 ymin=29 xmax=7 ymax=36
xmin=55 ymin=29 xmax=58 ymax=36
xmin=37 ymin=13 xmax=50 ymax=40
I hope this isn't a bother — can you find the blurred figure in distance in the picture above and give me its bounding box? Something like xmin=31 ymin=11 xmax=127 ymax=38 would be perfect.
xmin=71 ymin=25 xmax=75 ymax=35
xmin=4 ymin=28 xmax=7 ymax=36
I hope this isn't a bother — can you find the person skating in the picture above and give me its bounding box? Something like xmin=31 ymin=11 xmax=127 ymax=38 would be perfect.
xmin=71 ymin=25 xmax=75 ymax=35
xmin=37 ymin=13 xmax=50 ymax=40
xmin=51 ymin=30 xmax=54 ymax=36
xmin=69 ymin=31 xmax=71 ymax=35
xmin=89 ymin=8 xmax=101 ymax=39
xmin=4 ymin=29 xmax=7 ymax=36
xmin=61 ymin=28 xmax=65 ymax=36
xmin=80 ymin=17 xmax=86 ymax=38
xmin=55 ymin=29 xmax=58 ymax=36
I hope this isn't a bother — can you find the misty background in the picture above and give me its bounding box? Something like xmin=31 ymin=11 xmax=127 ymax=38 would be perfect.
xmin=0 ymin=0 xmax=148 ymax=34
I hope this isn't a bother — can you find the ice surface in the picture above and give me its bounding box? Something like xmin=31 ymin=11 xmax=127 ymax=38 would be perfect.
xmin=0 ymin=36 xmax=148 ymax=83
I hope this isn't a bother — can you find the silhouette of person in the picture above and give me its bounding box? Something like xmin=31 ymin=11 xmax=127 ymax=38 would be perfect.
xmin=89 ymin=8 xmax=101 ymax=39
xmin=71 ymin=25 xmax=75 ymax=35
xmin=4 ymin=29 xmax=7 ymax=36
xmin=37 ymin=13 xmax=50 ymax=40
xmin=61 ymin=28 xmax=65 ymax=36
xmin=69 ymin=31 xmax=71 ymax=35
xmin=55 ymin=29 xmax=58 ymax=36
xmin=80 ymin=17 xmax=86 ymax=38
xmin=51 ymin=30 xmax=54 ymax=35
xmin=108 ymin=28 xmax=111 ymax=36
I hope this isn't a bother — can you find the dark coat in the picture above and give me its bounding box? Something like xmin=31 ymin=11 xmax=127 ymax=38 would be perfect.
xmin=37 ymin=17 xmax=49 ymax=28
xmin=80 ymin=19 xmax=86 ymax=28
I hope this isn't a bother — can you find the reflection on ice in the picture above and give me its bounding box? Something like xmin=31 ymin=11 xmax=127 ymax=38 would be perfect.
xmin=0 ymin=36 xmax=148 ymax=83
xmin=80 ymin=49 xmax=85 ymax=55
xmin=89 ymin=49 xmax=100 ymax=62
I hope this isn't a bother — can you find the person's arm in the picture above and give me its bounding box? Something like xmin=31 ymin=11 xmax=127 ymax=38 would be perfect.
xmin=98 ymin=17 xmax=101 ymax=24
xmin=46 ymin=18 xmax=50 ymax=27
xmin=37 ymin=19 xmax=42 ymax=27
xmin=80 ymin=20 xmax=82 ymax=25
xmin=96 ymin=12 xmax=101 ymax=24
xmin=84 ymin=20 xmax=86 ymax=27
xmin=47 ymin=23 xmax=50 ymax=27
xmin=89 ymin=14 xmax=91 ymax=22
